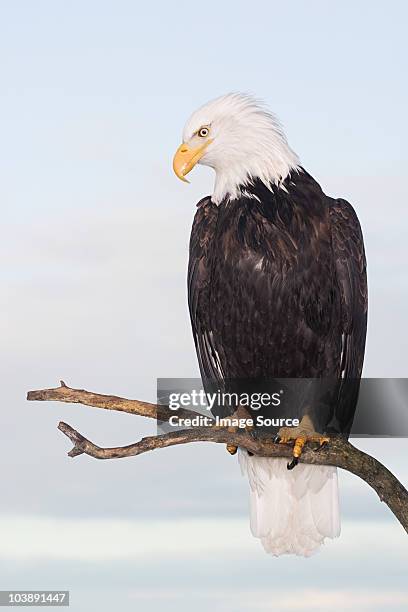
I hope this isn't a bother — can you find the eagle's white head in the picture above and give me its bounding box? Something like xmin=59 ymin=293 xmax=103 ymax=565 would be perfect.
xmin=173 ymin=93 xmax=299 ymax=204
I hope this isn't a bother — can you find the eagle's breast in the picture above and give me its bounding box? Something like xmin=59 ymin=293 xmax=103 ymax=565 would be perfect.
xmin=189 ymin=171 xmax=343 ymax=380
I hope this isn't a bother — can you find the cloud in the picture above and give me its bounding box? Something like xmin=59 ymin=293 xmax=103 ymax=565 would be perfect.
xmin=0 ymin=516 xmax=406 ymax=564
xmin=127 ymin=588 xmax=408 ymax=611
xmin=0 ymin=516 xmax=257 ymax=562
xmin=0 ymin=517 xmax=407 ymax=612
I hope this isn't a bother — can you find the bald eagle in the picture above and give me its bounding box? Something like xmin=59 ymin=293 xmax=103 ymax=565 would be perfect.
xmin=173 ymin=94 xmax=367 ymax=556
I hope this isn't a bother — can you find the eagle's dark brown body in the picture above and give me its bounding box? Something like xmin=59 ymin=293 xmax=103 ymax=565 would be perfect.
xmin=188 ymin=168 xmax=367 ymax=434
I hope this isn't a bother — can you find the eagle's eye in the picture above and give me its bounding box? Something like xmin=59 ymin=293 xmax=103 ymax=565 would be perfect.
xmin=198 ymin=127 xmax=209 ymax=138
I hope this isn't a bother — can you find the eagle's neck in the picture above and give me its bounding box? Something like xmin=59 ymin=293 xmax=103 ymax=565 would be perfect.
xmin=211 ymin=131 xmax=300 ymax=205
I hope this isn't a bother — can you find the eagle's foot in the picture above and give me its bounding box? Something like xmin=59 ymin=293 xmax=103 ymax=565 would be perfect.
xmin=216 ymin=405 xmax=254 ymax=456
xmin=226 ymin=443 xmax=238 ymax=455
xmin=273 ymin=416 xmax=329 ymax=470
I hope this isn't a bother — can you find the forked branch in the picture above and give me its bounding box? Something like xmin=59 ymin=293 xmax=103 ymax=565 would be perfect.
xmin=27 ymin=381 xmax=408 ymax=534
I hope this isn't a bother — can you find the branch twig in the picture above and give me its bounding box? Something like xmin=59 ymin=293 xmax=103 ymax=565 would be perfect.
xmin=27 ymin=381 xmax=408 ymax=535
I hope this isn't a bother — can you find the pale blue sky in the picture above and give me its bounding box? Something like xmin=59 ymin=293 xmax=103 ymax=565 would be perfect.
xmin=1 ymin=1 xmax=408 ymax=611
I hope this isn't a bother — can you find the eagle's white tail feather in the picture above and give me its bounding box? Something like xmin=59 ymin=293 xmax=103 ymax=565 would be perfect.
xmin=238 ymin=451 xmax=340 ymax=556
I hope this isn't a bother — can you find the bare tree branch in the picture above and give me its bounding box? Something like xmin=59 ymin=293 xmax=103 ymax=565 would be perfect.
xmin=27 ymin=380 xmax=198 ymax=421
xmin=27 ymin=381 xmax=408 ymax=535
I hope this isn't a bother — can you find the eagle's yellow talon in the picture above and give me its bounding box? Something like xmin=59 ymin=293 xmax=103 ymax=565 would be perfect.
xmin=293 ymin=436 xmax=307 ymax=458
xmin=221 ymin=405 xmax=254 ymax=456
xmin=275 ymin=416 xmax=330 ymax=467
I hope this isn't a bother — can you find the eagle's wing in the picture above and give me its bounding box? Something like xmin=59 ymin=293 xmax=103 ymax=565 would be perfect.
xmin=330 ymin=198 xmax=368 ymax=378
xmin=329 ymin=197 xmax=368 ymax=432
xmin=188 ymin=197 xmax=225 ymax=388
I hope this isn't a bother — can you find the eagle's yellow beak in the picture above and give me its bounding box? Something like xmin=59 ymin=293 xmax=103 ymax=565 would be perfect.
xmin=173 ymin=140 xmax=213 ymax=182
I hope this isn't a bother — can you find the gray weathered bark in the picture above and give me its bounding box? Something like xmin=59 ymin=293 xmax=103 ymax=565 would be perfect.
xmin=27 ymin=381 xmax=408 ymax=535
